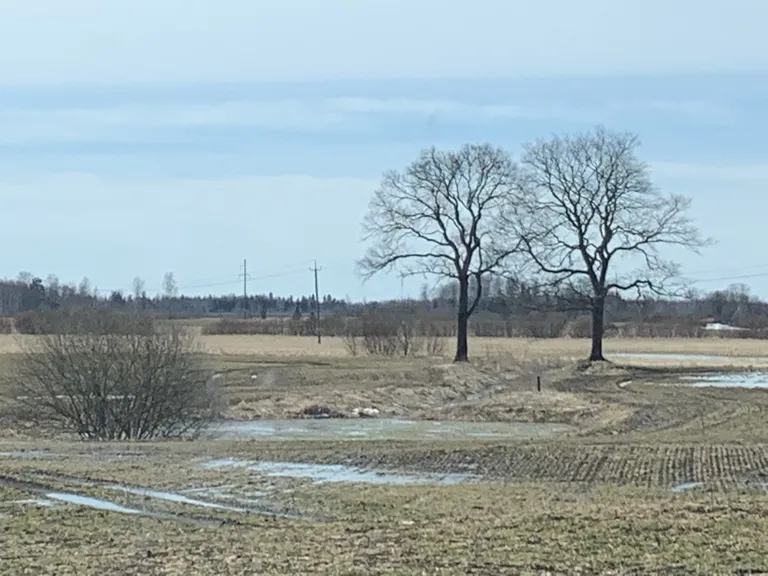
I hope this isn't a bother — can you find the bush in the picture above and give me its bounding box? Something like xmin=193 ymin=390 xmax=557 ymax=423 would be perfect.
xmin=0 ymin=317 xmax=13 ymax=334
xmin=9 ymin=310 xmax=221 ymax=440
xmin=200 ymin=316 xmax=351 ymax=337
xmin=15 ymin=307 xmax=154 ymax=335
xmin=343 ymin=312 xmax=445 ymax=357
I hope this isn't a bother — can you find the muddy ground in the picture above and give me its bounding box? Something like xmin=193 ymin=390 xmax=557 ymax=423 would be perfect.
xmin=2 ymin=437 xmax=768 ymax=575
xmin=2 ymin=347 xmax=768 ymax=574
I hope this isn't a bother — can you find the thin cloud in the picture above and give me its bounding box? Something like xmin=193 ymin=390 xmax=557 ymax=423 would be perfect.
xmin=0 ymin=96 xmax=735 ymax=144
xmin=0 ymin=0 xmax=766 ymax=83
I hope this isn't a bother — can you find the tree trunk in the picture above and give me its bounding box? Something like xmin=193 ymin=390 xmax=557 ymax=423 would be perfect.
xmin=454 ymin=277 xmax=470 ymax=362
xmin=589 ymin=296 xmax=606 ymax=362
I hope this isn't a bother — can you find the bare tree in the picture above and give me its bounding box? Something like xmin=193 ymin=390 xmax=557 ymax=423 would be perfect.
xmin=504 ymin=126 xmax=710 ymax=361
xmin=77 ymin=277 xmax=91 ymax=299
xmin=162 ymin=272 xmax=177 ymax=298
xmin=132 ymin=276 xmax=145 ymax=300
xmin=162 ymin=272 xmax=177 ymax=318
xmin=358 ymin=144 xmax=519 ymax=362
xmin=17 ymin=271 xmax=33 ymax=284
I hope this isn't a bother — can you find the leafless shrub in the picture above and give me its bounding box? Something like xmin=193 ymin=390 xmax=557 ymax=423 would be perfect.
xmin=8 ymin=310 xmax=221 ymax=440
xmin=424 ymin=324 xmax=446 ymax=357
xmin=398 ymin=320 xmax=423 ymax=357
xmin=343 ymin=332 xmax=360 ymax=356
xmin=361 ymin=312 xmax=401 ymax=356
xmin=342 ymin=318 xmax=361 ymax=356
xmin=342 ymin=312 xmax=444 ymax=357
xmin=15 ymin=307 xmax=154 ymax=335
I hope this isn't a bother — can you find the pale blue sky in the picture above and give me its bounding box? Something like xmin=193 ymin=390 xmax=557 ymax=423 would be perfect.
xmin=1 ymin=0 xmax=767 ymax=301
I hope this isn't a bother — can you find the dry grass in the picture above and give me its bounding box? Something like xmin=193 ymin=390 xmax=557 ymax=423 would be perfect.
xmin=4 ymin=483 xmax=768 ymax=574
xmin=2 ymin=441 xmax=768 ymax=574
xmin=3 ymin=333 xmax=768 ymax=436
xmin=2 ymin=332 xmax=768 ymax=359
xmin=185 ymin=334 xmax=768 ymax=362
xmin=3 ymin=333 xmax=768 ymax=573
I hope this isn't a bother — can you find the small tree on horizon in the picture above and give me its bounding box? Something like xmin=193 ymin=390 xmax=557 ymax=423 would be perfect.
xmin=162 ymin=272 xmax=178 ymax=318
xmin=358 ymin=143 xmax=520 ymax=362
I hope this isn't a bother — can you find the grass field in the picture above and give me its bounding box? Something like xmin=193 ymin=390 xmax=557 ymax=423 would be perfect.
xmin=2 ymin=335 xmax=768 ymax=574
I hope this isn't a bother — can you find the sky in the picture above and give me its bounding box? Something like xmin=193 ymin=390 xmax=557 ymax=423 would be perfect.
xmin=1 ymin=0 xmax=768 ymax=301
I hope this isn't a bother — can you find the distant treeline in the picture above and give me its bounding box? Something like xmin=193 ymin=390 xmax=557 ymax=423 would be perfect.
xmin=2 ymin=273 xmax=768 ymax=339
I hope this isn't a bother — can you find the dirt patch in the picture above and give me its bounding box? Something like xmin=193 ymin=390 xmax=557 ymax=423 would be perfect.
xmin=435 ymin=390 xmax=614 ymax=426
xmin=223 ymin=358 xmax=586 ymax=423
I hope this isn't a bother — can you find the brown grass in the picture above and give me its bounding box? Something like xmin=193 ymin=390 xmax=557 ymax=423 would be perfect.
xmin=2 ymin=333 xmax=768 ymax=360
xmin=198 ymin=334 xmax=768 ymax=360
xmin=3 ymin=333 xmax=768 ymax=436
xmin=4 ymin=331 xmax=768 ymax=573
xmin=2 ymin=441 xmax=768 ymax=574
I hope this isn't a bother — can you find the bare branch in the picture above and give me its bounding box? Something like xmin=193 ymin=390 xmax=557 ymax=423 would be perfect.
xmin=358 ymin=143 xmax=520 ymax=282
xmin=504 ymin=126 xmax=711 ymax=301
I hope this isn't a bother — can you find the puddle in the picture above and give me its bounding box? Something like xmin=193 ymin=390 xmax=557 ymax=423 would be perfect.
xmin=205 ymin=458 xmax=476 ymax=485
xmin=0 ymin=473 xmax=311 ymax=523
xmin=612 ymin=353 xmax=732 ymax=362
xmin=680 ymin=372 xmax=768 ymax=389
xmin=671 ymin=482 xmax=702 ymax=492
xmin=204 ymin=419 xmax=572 ymax=441
xmin=204 ymin=457 xmax=252 ymax=469
xmin=181 ymin=484 xmax=271 ymax=506
xmin=45 ymin=492 xmax=142 ymax=514
xmin=253 ymin=462 xmax=475 ymax=485
xmin=611 ymin=352 xmax=768 ymax=364
xmin=103 ymin=485 xmax=247 ymax=513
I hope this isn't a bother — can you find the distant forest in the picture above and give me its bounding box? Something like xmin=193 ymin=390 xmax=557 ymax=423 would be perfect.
xmin=2 ymin=272 xmax=767 ymax=338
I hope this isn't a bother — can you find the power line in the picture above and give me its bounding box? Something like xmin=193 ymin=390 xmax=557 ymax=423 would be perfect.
xmin=686 ymin=270 xmax=768 ymax=284
xmin=90 ymin=262 xmax=319 ymax=295
xmin=310 ymin=260 xmax=322 ymax=344
xmin=238 ymin=259 xmax=250 ymax=319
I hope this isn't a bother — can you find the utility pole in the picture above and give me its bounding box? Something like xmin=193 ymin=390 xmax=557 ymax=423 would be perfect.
xmin=310 ymin=260 xmax=322 ymax=343
xmin=239 ymin=259 xmax=249 ymax=320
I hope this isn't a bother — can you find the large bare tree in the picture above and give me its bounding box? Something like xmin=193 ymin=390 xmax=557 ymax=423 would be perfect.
xmin=358 ymin=144 xmax=519 ymax=362
xmin=505 ymin=127 xmax=710 ymax=361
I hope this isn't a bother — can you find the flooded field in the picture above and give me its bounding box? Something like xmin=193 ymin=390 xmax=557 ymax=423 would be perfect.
xmin=610 ymin=352 xmax=768 ymax=363
xmin=680 ymin=372 xmax=768 ymax=389
xmin=203 ymin=418 xmax=573 ymax=441
xmin=204 ymin=458 xmax=477 ymax=485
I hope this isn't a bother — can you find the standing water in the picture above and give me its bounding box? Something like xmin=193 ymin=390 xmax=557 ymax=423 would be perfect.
xmin=203 ymin=418 xmax=573 ymax=441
